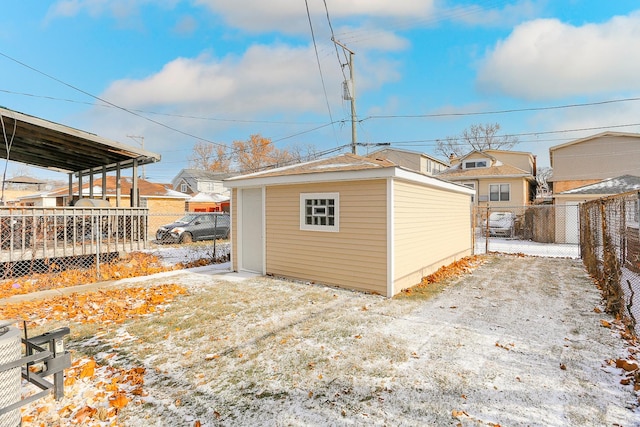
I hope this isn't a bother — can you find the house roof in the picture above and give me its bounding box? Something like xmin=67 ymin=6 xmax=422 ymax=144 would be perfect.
xmin=175 ymin=169 xmax=235 ymax=181
xmin=437 ymin=163 xmax=533 ymax=180
xmin=225 ymin=153 xmax=475 ymax=196
xmin=21 ymin=176 xmax=190 ymax=200
xmin=366 ymin=147 xmax=449 ymax=166
xmin=189 ymin=192 xmax=230 ymax=203
xmin=3 ymin=175 xmax=47 ymax=185
xmin=558 ymin=175 xmax=640 ymax=195
xmin=0 ymin=106 xmax=161 ymax=175
xmin=226 ymin=154 xmax=396 ymax=181
xmin=549 ymin=131 xmax=640 ymax=153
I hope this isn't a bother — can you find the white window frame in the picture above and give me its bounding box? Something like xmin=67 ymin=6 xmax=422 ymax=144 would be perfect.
xmin=489 ymin=183 xmax=510 ymax=202
xmin=300 ymin=192 xmax=340 ymax=232
xmin=461 ymin=182 xmax=476 ymax=203
xmin=180 ymin=183 xmax=188 ymax=193
xmin=464 ymin=160 xmax=487 ymax=169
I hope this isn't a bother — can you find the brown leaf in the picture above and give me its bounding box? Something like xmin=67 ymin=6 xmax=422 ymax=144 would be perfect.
xmin=452 ymin=409 xmax=468 ymax=418
xmin=80 ymin=359 xmax=97 ymax=379
xmin=615 ymin=359 xmax=639 ymax=372
xmin=109 ymin=393 xmax=130 ymax=409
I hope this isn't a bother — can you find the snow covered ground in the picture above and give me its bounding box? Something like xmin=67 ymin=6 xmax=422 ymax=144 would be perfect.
xmin=475 ymin=236 xmax=580 ymax=258
xmin=33 ymin=254 xmax=639 ymax=426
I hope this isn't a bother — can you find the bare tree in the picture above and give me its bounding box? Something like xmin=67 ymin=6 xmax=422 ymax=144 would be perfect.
xmin=436 ymin=123 xmax=518 ymax=159
xmin=188 ymin=142 xmax=232 ymax=172
xmin=287 ymin=142 xmax=319 ymax=163
xmin=232 ymin=134 xmax=293 ymax=172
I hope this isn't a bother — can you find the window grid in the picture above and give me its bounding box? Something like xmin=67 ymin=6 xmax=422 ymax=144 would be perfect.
xmin=305 ymin=198 xmax=335 ymax=226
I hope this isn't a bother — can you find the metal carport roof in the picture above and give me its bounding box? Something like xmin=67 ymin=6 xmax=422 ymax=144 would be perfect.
xmin=0 ymin=106 xmax=160 ymax=175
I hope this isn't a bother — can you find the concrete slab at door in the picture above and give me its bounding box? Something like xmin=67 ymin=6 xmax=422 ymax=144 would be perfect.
xmin=240 ymin=187 xmax=264 ymax=273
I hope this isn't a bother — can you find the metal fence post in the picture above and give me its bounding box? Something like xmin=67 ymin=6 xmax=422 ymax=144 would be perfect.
xmin=485 ymin=205 xmax=490 ymax=254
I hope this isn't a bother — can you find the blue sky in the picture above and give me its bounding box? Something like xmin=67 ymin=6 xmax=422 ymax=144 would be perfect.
xmin=1 ymin=0 xmax=640 ymax=182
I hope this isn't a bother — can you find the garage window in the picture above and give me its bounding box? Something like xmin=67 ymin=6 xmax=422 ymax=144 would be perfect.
xmin=300 ymin=192 xmax=339 ymax=232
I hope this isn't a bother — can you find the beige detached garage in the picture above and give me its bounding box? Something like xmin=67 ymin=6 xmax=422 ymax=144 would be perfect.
xmin=225 ymin=154 xmax=474 ymax=297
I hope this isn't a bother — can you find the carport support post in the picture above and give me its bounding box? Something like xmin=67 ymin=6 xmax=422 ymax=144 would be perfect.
xmin=101 ymin=166 xmax=107 ymax=201
xmin=131 ymin=159 xmax=138 ymax=207
xmin=67 ymin=174 xmax=73 ymax=206
xmin=116 ymin=164 xmax=121 ymax=207
xmin=89 ymin=169 xmax=94 ymax=199
xmin=78 ymin=173 xmax=83 ymax=203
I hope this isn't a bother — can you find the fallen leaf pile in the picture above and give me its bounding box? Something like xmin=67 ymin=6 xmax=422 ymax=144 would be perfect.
xmin=0 ymin=284 xmax=188 ymax=326
xmin=20 ymin=356 xmax=146 ymax=426
xmin=600 ymin=316 xmax=640 ymax=401
xmin=402 ymin=255 xmax=485 ymax=295
xmin=0 ymin=252 xmax=176 ymax=299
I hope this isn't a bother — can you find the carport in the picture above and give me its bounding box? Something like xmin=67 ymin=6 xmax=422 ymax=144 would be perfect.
xmin=0 ymin=106 xmax=160 ymax=207
xmin=0 ymin=106 xmax=162 ymax=274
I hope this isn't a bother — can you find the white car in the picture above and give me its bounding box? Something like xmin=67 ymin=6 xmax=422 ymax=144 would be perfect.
xmin=485 ymin=212 xmax=516 ymax=237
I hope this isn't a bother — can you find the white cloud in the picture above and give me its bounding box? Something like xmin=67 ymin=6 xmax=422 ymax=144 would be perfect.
xmin=448 ymin=0 xmax=542 ymax=28
xmin=101 ymin=43 xmax=399 ymax=115
xmin=46 ymin=0 xmax=178 ymax=20
xmin=194 ymin=0 xmax=436 ymax=34
xmin=477 ymin=12 xmax=640 ymax=100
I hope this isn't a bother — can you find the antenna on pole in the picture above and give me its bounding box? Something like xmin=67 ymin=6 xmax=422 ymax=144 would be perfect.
xmin=127 ymin=135 xmax=146 ymax=180
xmin=331 ymin=37 xmax=357 ymax=155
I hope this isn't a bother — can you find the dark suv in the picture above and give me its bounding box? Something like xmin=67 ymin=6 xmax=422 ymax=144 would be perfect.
xmin=156 ymin=213 xmax=230 ymax=244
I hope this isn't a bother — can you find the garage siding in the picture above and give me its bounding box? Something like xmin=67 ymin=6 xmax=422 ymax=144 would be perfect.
xmin=265 ymin=180 xmax=388 ymax=295
xmin=393 ymin=180 xmax=472 ymax=294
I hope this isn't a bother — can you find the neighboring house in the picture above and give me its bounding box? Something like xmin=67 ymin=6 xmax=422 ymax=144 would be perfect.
xmin=171 ymin=169 xmax=234 ymax=195
xmin=548 ymin=132 xmax=640 ymax=194
xmin=548 ymin=132 xmax=640 ymax=244
xmin=437 ymin=149 xmax=537 ymax=208
xmin=365 ymin=147 xmax=449 ymax=175
xmin=554 ymin=175 xmax=640 ymax=244
xmin=224 ymin=153 xmax=474 ymax=297
xmin=186 ymin=192 xmax=230 ymax=213
xmin=19 ymin=176 xmax=191 ymax=237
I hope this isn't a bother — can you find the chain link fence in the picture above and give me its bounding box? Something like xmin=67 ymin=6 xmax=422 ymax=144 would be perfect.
xmin=473 ymin=205 xmax=580 ymax=258
xmin=0 ymin=209 xmax=232 ymax=281
xmin=0 ymin=207 xmax=148 ymax=280
xmin=580 ymin=192 xmax=640 ymax=335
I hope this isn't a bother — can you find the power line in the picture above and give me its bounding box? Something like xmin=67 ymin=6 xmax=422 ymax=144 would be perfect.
xmin=304 ymin=0 xmax=336 ymax=138
xmin=361 ymin=97 xmax=640 ymax=121
xmin=0 ymin=88 xmax=323 ymax=126
xmin=366 ymin=122 xmax=640 ymax=146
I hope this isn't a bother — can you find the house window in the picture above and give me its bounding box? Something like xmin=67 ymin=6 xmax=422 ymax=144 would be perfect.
xmin=462 ymin=182 xmax=476 ymax=203
xmin=464 ymin=160 xmax=487 ymax=169
xmin=180 ymin=183 xmax=188 ymax=193
xmin=489 ymin=184 xmax=510 ymax=202
xmin=300 ymin=192 xmax=339 ymax=232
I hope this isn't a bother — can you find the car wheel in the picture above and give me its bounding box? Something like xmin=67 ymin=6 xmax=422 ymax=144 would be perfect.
xmin=180 ymin=232 xmax=193 ymax=244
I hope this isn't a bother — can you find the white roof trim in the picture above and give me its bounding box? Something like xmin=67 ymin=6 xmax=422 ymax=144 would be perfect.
xmin=225 ymin=166 xmax=475 ymax=196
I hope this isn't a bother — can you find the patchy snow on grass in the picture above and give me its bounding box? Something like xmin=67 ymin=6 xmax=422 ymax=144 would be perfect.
xmin=22 ymin=254 xmax=638 ymax=426
xmin=144 ymin=241 xmax=231 ymax=267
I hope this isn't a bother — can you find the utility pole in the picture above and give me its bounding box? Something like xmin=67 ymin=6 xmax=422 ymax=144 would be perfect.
xmin=332 ymin=38 xmax=357 ymax=155
xmin=127 ymin=135 xmax=146 ymax=180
